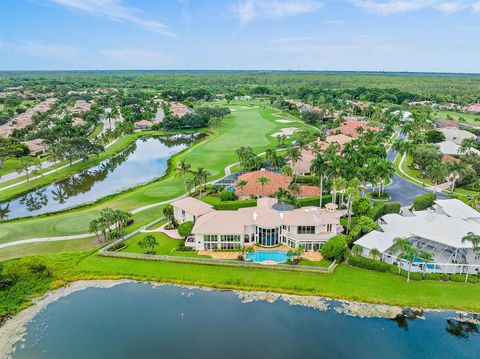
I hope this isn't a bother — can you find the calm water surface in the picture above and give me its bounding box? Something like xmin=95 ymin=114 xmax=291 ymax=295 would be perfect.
xmin=11 ymin=283 xmax=480 ymax=359
xmin=0 ymin=134 xmax=203 ymax=219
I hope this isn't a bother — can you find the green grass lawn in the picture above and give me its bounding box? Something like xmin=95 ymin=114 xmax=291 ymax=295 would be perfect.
xmin=9 ymin=251 xmax=480 ymax=312
xmin=122 ymin=232 xmax=210 ymax=258
xmin=434 ymin=110 xmax=480 ymax=127
xmin=0 ymin=104 xmax=312 ymax=246
xmin=299 ymin=258 xmax=331 ymax=267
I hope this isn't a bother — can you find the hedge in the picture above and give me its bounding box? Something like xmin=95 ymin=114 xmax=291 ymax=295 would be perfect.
xmin=348 ymin=255 xmax=391 ymax=272
xmin=369 ymin=201 xmax=401 ymax=220
xmin=298 ymin=195 xmax=333 ymax=207
xmin=412 ymin=192 xmax=437 ymax=211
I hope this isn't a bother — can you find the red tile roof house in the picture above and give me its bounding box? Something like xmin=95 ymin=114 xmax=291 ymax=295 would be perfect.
xmin=466 ymin=103 xmax=480 ymax=114
xmin=235 ymin=169 xmax=320 ymax=200
xmin=334 ymin=119 xmax=380 ymax=138
xmin=134 ymin=120 xmax=153 ymax=130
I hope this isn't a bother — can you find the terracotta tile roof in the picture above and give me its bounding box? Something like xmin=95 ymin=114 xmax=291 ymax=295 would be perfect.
xmin=72 ymin=117 xmax=87 ymax=126
xmin=437 ymin=119 xmax=459 ymax=128
xmin=336 ymin=119 xmax=380 ymax=138
xmin=288 ymin=149 xmax=315 ymax=174
xmin=236 ymin=170 xmax=291 ymax=197
xmin=441 ymin=154 xmax=461 ymax=163
xmin=298 ymin=186 xmax=321 ymax=197
xmin=135 ymin=120 xmax=153 ymax=128
xmin=25 ymin=138 xmax=48 ymax=154
xmin=467 ymin=103 xmax=480 ymax=113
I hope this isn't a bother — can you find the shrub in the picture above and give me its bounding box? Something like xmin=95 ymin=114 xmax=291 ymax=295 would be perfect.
xmin=352 ymin=197 xmax=371 ymax=217
xmin=214 ymin=199 xmax=256 ymax=210
xmin=424 ymin=273 xmax=449 ymax=281
xmin=348 ymin=216 xmax=380 ymax=242
xmin=176 ymin=244 xmax=194 ymax=252
xmin=321 ymin=235 xmax=347 ymax=261
xmin=126 ymin=218 xmax=135 ymax=226
xmin=178 ymin=221 xmax=194 ymax=239
xmin=412 ymin=193 xmax=437 ymax=211
xmin=448 ymin=274 xmax=467 ymax=282
xmin=348 ymin=255 xmax=391 ymax=272
xmin=219 ymin=190 xmax=238 ymax=201
xmin=369 ymin=201 xmax=401 ymax=220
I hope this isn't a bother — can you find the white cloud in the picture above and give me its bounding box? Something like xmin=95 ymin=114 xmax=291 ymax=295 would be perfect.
xmin=349 ymin=0 xmax=478 ymax=15
xmin=47 ymin=0 xmax=176 ymax=37
xmin=232 ymin=0 xmax=323 ymax=24
xmin=472 ymin=1 xmax=480 ymax=10
xmin=98 ymin=48 xmax=171 ymax=69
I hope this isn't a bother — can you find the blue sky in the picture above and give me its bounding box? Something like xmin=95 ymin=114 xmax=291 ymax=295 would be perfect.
xmin=0 ymin=0 xmax=479 ymax=72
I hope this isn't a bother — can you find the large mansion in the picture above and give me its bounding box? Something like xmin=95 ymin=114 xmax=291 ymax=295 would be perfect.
xmin=172 ymin=197 xmax=343 ymax=251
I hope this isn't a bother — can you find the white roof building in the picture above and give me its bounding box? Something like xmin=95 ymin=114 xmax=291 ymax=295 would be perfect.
xmin=437 ymin=141 xmax=480 ymax=155
xmin=438 ymin=127 xmax=476 ymax=145
xmin=354 ymin=199 xmax=480 ymax=273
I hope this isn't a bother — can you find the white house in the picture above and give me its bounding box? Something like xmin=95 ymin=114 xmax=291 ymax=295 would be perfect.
xmin=437 ymin=141 xmax=480 ymax=156
xmin=354 ymin=199 xmax=480 ymax=274
xmin=438 ymin=127 xmax=476 ymax=145
xmin=172 ymin=197 xmax=343 ymax=251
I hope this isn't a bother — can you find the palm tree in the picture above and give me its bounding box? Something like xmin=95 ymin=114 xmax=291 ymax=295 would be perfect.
xmin=427 ymin=162 xmax=448 ymax=191
xmin=256 ymin=176 xmax=270 ymax=197
xmin=377 ymin=159 xmax=394 ymax=195
xmin=237 ymin=179 xmax=248 ymax=192
xmin=0 ymin=203 xmax=10 ymax=221
xmin=369 ymin=248 xmax=381 ymax=260
xmin=286 ymin=147 xmax=301 ymax=182
xmin=419 ymin=251 xmax=433 ymax=279
xmin=89 ymin=219 xmax=102 ymax=242
xmin=288 ymin=182 xmax=301 ymax=197
xmin=162 ymin=204 xmax=174 ymax=223
xmin=185 ymin=178 xmax=194 ymax=195
xmin=345 ymin=178 xmax=360 ymax=234
xmin=137 ymin=234 xmax=159 ymax=254
xmin=461 ymin=232 xmax=480 ymax=283
xmin=47 ymin=145 xmax=62 ymax=170
xmin=280 ymin=165 xmax=293 ymax=177
xmin=310 ymin=153 xmax=327 ymax=207
xmin=391 ymin=237 xmax=419 ymax=282
xmin=274 ymin=187 xmax=290 ymax=202
xmin=175 ymin=159 xmax=191 ymax=194
xmin=351 ymin=244 xmax=363 ymax=257
xmin=52 ymin=186 xmax=69 ymax=204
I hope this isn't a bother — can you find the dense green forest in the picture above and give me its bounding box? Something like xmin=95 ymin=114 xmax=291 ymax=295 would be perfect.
xmin=1 ymin=71 xmax=479 ymax=105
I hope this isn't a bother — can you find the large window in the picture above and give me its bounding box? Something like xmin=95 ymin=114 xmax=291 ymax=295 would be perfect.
xmin=220 ymin=235 xmax=241 ymax=242
xmin=204 ymin=235 xmax=218 ymax=242
xmin=297 ymin=226 xmax=315 ymax=234
xmin=256 ymin=227 xmax=280 ymax=247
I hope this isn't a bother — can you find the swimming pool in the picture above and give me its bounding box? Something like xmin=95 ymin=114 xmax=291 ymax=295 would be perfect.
xmin=246 ymin=250 xmax=290 ymax=263
xmin=413 ymin=257 xmax=436 ymax=270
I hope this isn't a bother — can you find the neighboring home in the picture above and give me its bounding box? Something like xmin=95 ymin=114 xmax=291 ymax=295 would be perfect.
xmin=135 ymin=120 xmax=153 ymax=130
xmin=437 ymin=141 xmax=480 ymax=156
xmin=289 ymin=134 xmax=353 ymax=175
xmin=334 ymin=119 xmax=380 ymax=138
xmin=289 ymin=149 xmax=315 ymax=175
xmin=171 ymin=197 xmax=214 ymax=224
xmin=391 ymin=110 xmax=412 ymax=121
xmin=466 ymin=103 xmax=480 ymax=114
xmin=0 ymin=98 xmax=57 ymax=138
xmin=72 ymin=117 xmax=87 ymax=127
xmin=178 ymin=197 xmax=342 ymax=251
xmin=438 ymin=127 xmax=476 ymax=145
xmin=170 ymin=102 xmax=193 ymax=118
xmin=354 ymin=199 xmax=480 ymax=274
xmin=234 ymin=95 xmax=252 ymax=100
xmin=235 ymin=169 xmax=319 ymax=199
xmin=70 ymin=100 xmax=91 ymax=114
xmin=25 ymin=138 xmax=48 ymax=156
xmin=287 ymin=100 xmax=323 ymax=113
xmin=408 ymin=101 xmax=432 ymax=106
xmin=437 ymin=119 xmax=459 ymax=129
xmin=441 ymin=154 xmax=461 ymax=164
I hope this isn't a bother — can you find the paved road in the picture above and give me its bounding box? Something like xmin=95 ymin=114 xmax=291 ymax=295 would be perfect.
xmin=370 ymin=132 xmax=449 ymax=207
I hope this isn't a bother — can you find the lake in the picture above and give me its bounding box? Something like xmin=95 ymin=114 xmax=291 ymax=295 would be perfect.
xmin=0 ymin=134 xmax=203 ymax=220
xmin=7 ymin=282 xmax=480 ymax=359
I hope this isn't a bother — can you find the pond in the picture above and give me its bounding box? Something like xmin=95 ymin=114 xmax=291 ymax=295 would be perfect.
xmin=0 ymin=134 xmax=204 ymax=220
xmin=4 ymin=282 xmax=480 ymax=359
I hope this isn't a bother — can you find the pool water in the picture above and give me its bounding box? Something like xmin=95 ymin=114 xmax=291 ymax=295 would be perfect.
xmin=413 ymin=257 xmax=437 ymax=270
xmin=246 ymin=250 xmax=290 ymax=263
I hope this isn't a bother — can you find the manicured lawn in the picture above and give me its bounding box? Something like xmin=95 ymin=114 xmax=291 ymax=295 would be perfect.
xmin=19 ymin=251 xmax=480 ymax=312
xmin=0 ymin=237 xmax=98 ymax=261
xmin=122 ymin=232 xmax=210 ymax=258
xmin=434 ymin=110 xmax=480 ymax=127
xmin=299 ymin=259 xmax=331 ymax=267
xmin=0 ymin=105 xmax=311 ymax=245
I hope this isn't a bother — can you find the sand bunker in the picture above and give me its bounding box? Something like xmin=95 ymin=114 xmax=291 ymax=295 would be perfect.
xmin=275 ymin=119 xmax=294 ymax=123
xmin=271 ymin=127 xmax=299 ymax=137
